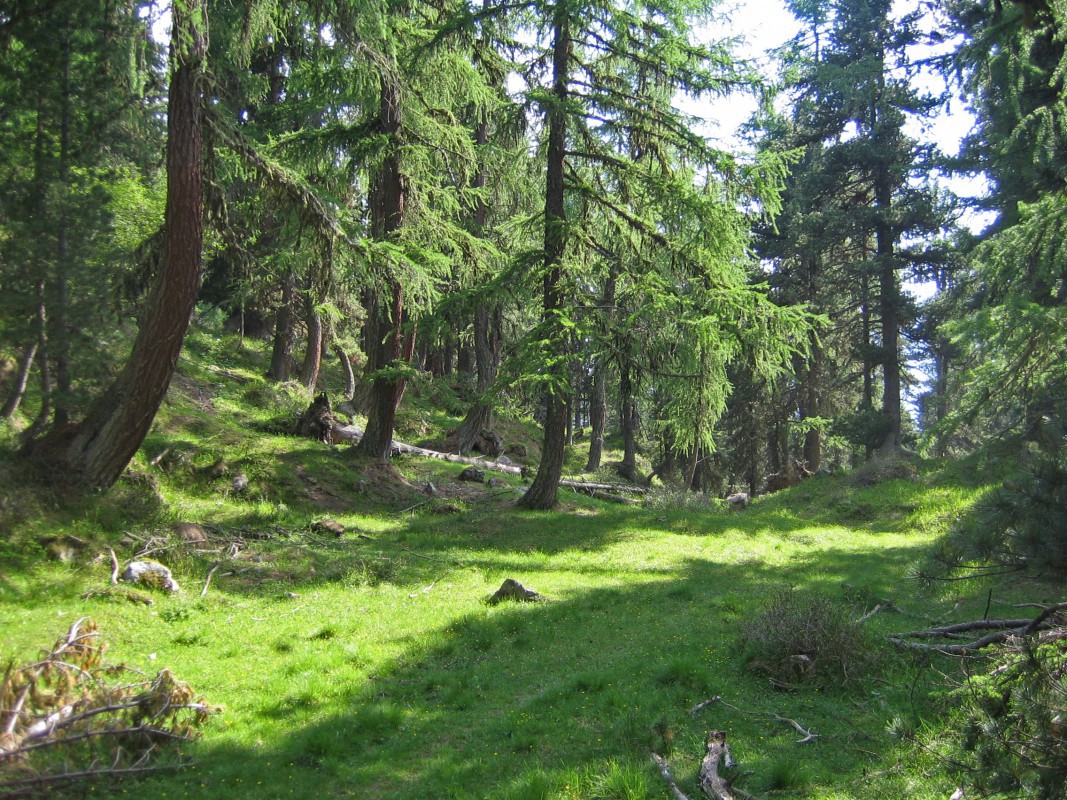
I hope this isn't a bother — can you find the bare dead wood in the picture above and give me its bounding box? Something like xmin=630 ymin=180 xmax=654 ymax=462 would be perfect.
xmin=148 ymin=448 xmax=171 ymax=467
xmin=0 ymin=763 xmax=182 ymax=791
xmin=108 ymin=548 xmax=120 ymax=585
xmin=773 ymin=714 xmax=819 ymax=744
xmin=700 ymin=730 xmax=759 ymax=800
xmin=200 ymin=563 xmax=220 ymax=597
xmin=651 ymin=752 xmax=692 ymax=800
xmin=689 ymin=696 xmax=723 ymax=715
xmin=889 ymin=605 xmax=1067 ymax=654
xmin=334 ymin=424 xmax=646 ymax=494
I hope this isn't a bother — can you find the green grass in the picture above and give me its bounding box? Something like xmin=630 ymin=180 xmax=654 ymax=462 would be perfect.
xmin=0 ymin=327 xmax=1056 ymax=800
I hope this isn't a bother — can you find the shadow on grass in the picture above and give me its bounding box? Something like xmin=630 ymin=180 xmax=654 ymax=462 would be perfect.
xmin=132 ymin=535 xmax=941 ymax=800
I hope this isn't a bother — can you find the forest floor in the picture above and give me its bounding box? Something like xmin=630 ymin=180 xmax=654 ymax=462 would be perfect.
xmin=0 ymin=327 xmax=1056 ymax=800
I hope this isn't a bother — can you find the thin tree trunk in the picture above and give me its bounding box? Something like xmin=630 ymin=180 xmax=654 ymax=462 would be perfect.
xmin=53 ymin=30 xmax=72 ymax=428
xmin=875 ymin=173 xmax=902 ymax=454
xmin=267 ymin=271 xmax=296 ymax=381
xmin=584 ymin=359 xmax=606 ymax=471
xmin=519 ymin=7 xmax=570 ymax=510
xmin=338 ymin=349 xmax=356 ymax=401
xmin=357 ymin=68 xmax=409 ymax=460
xmin=2 ymin=343 xmax=38 ymax=420
xmin=25 ymin=281 xmax=54 ymax=441
xmin=22 ymin=1 xmax=206 ymax=488
xmin=447 ymin=107 xmax=502 ymax=455
xmin=618 ymin=362 xmax=639 ymax=482
xmin=299 ymin=283 xmax=323 ymax=391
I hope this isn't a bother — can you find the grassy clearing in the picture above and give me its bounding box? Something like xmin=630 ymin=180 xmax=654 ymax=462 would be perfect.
xmin=0 ymin=329 xmax=1055 ymax=799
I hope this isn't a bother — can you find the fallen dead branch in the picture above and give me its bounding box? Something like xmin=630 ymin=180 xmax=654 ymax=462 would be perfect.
xmin=699 ymin=730 xmax=758 ymax=800
xmin=651 ymin=752 xmax=692 ymax=800
xmin=201 ymin=563 xmax=221 ymax=597
xmin=773 ymin=714 xmax=819 ymax=744
xmin=0 ymin=619 xmax=213 ymax=794
xmin=889 ymin=604 xmax=1067 ymax=654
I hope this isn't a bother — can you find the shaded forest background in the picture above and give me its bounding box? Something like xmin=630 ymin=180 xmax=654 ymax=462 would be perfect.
xmin=0 ymin=0 xmax=1064 ymax=502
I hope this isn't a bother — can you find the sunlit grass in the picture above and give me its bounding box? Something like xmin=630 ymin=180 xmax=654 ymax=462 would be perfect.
xmin=0 ymin=327 xmax=1053 ymax=800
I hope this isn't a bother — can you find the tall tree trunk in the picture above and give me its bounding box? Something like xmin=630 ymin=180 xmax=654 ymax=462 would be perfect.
xmin=875 ymin=174 xmax=902 ymax=454
xmin=519 ymin=7 xmax=570 ymax=510
xmin=356 ymin=69 xmax=409 ymax=460
xmin=299 ymin=279 xmax=323 ymax=391
xmin=267 ymin=271 xmax=296 ymax=381
xmin=2 ymin=343 xmax=38 ymax=420
xmin=447 ymin=109 xmax=502 ymax=455
xmin=25 ymin=280 xmax=54 ymax=440
xmin=22 ymin=1 xmax=206 ymax=488
xmin=860 ymin=267 xmax=874 ymax=461
xmin=52 ymin=29 xmax=73 ymax=428
xmin=800 ymin=339 xmax=823 ymax=472
xmin=618 ymin=362 xmax=639 ymax=482
xmin=584 ymin=359 xmax=607 ymax=471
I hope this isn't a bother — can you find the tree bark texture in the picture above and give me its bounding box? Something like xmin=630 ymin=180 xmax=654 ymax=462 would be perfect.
xmin=338 ymin=349 xmax=356 ymax=401
xmin=448 ymin=109 xmax=501 ymax=454
xmin=267 ymin=271 xmax=296 ymax=381
xmin=299 ymin=285 xmax=323 ymax=391
xmin=618 ymin=362 xmax=639 ymax=482
xmin=584 ymin=359 xmax=607 ymax=471
xmin=22 ymin=1 xmax=206 ymax=488
xmin=356 ymin=68 xmax=409 ymax=460
xmin=875 ymin=172 xmax=902 ymax=454
xmin=519 ymin=6 xmax=570 ymax=510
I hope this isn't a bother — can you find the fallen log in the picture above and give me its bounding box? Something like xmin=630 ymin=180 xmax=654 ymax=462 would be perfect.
xmin=651 ymin=752 xmax=692 ymax=800
xmin=700 ymin=730 xmax=759 ymax=800
xmin=334 ymin=424 xmax=647 ymax=495
xmin=889 ymin=604 xmax=1067 ymax=654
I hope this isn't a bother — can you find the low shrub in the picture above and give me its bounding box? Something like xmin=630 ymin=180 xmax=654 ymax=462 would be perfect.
xmin=739 ymin=589 xmax=874 ymax=685
xmin=944 ymin=627 xmax=1067 ymax=799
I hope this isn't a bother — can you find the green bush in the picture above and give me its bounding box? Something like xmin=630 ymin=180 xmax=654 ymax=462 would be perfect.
xmin=923 ymin=444 xmax=1067 ymax=581
xmin=944 ymin=632 xmax=1067 ymax=799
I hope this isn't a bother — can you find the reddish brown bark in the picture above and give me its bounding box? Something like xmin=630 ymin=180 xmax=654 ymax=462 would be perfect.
xmin=22 ymin=2 xmax=206 ymax=488
xmin=357 ymin=69 xmax=409 ymax=460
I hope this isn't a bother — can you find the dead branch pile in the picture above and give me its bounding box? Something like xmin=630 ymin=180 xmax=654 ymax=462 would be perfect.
xmin=0 ymin=618 xmax=213 ymax=794
xmin=888 ymin=603 xmax=1067 ymax=655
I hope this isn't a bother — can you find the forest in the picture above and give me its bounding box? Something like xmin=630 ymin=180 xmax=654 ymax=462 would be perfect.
xmin=0 ymin=0 xmax=1065 ymax=798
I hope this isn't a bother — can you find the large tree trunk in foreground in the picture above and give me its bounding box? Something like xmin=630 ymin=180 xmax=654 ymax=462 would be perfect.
xmin=21 ymin=3 xmax=205 ymax=488
xmin=356 ymin=69 xmax=409 ymax=460
xmin=519 ymin=8 xmax=570 ymax=510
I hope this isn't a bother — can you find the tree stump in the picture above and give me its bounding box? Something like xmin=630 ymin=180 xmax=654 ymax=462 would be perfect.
xmin=487 ymin=578 xmax=542 ymax=605
xmin=295 ymin=392 xmax=338 ymax=444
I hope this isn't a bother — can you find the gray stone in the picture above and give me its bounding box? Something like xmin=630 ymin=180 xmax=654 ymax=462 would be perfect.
xmin=121 ymin=560 xmax=180 ymax=593
xmin=458 ymin=466 xmax=486 ymax=483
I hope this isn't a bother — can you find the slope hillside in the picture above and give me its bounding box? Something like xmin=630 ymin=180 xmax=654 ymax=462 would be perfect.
xmin=0 ymin=328 xmax=1058 ymax=800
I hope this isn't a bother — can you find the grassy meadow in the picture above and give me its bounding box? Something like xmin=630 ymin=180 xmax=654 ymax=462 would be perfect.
xmin=0 ymin=329 xmax=1054 ymax=799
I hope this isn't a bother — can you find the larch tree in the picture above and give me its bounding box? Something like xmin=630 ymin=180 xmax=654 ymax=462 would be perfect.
xmin=21 ymin=0 xmax=207 ymax=488
xmin=506 ymin=0 xmax=809 ymax=508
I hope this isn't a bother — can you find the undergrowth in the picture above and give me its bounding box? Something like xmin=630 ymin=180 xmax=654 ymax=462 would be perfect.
xmin=0 ymin=325 xmax=1059 ymax=800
